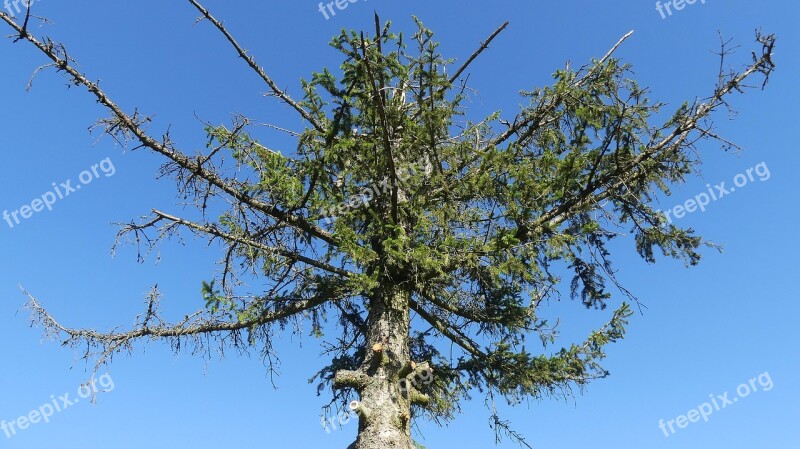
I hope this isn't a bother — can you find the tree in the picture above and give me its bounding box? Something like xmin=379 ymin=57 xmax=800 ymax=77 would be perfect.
xmin=2 ymin=4 xmax=775 ymax=449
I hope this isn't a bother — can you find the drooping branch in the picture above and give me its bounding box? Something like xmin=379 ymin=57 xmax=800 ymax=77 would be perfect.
xmin=20 ymin=284 xmax=336 ymax=374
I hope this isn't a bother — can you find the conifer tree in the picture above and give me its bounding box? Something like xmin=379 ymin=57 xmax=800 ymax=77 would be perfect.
xmin=2 ymin=4 xmax=775 ymax=448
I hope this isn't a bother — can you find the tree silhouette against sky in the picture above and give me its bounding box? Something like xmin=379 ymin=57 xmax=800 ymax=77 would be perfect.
xmin=1 ymin=3 xmax=775 ymax=448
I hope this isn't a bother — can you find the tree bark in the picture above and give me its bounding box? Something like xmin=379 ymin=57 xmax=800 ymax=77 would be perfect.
xmin=347 ymin=285 xmax=414 ymax=449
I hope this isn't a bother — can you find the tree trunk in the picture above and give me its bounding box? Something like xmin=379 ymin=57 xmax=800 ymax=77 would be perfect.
xmin=348 ymin=286 xmax=414 ymax=449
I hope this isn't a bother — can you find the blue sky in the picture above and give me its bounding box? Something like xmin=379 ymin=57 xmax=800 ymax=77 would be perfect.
xmin=0 ymin=1 xmax=797 ymax=448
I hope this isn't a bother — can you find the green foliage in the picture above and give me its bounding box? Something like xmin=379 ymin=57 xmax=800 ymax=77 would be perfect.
xmin=293 ymin=19 xmax=758 ymax=433
xmin=188 ymin=17 xmax=771 ymax=443
xmin=201 ymin=280 xmax=231 ymax=315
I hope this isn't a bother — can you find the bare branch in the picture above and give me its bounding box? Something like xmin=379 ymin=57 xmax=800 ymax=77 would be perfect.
xmin=184 ymin=0 xmax=326 ymax=132
xmin=447 ymin=21 xmax=510 ymax=88
xmin=148 ymin=209 xmax=353 ymax=277
xmin=0 ymin=12 xmax=338 ymax=247
xmin=20 ymin=285 xmax=335 ymax=375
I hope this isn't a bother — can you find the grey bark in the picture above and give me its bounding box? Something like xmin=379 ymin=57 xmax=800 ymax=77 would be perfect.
xmin=347 ymin=286 xmax=414 ymax=449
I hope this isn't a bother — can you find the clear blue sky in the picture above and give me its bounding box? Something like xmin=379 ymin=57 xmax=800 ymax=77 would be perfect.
xmin=0 ymin=1 xmax=797 ymax=448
